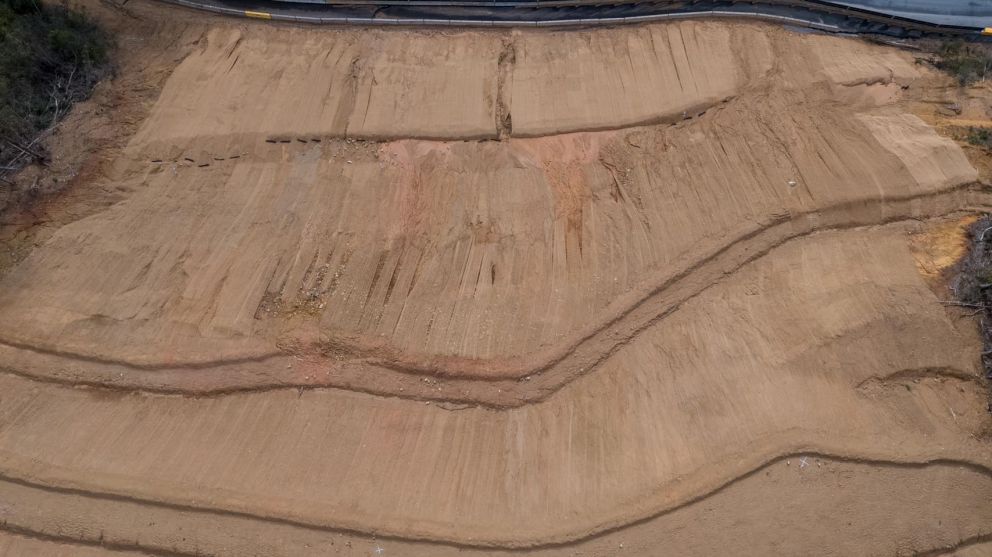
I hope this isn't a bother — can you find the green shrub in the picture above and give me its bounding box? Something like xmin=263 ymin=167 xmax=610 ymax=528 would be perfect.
xmin=936 ymin=41 xmax=992 ymax=86
xmin=967 ymin=127 xmax=992 ymax=150
xmin=952 ymin=216 xmax=992 ymax=386
xmin=0 ymin=0 xmax=109 ymax=170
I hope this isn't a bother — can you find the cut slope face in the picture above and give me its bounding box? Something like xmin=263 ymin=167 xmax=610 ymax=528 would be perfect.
xmin=508 ymin=23 xmax=773 ymax=135
xmin=128 ymin=22 xmax=776 ymax=146
xmin=0 ymin=24 xmax=977 ymax=399
xmin=0 ymin=226 xmax=988 ymax=545
xmin=0 ymin=10 xmax=989 ymax=555
xmin=130 ymin=28 xmax=501 ymax=144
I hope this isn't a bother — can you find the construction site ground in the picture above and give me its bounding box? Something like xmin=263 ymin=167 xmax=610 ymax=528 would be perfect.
xmin=0 ymin=1 xmax=991 ymax=555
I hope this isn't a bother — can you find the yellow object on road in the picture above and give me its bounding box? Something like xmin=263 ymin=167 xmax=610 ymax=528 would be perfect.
xmin=245 ymin=10 xmax=272 ymax=19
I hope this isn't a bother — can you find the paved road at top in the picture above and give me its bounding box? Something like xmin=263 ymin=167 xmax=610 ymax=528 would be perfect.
xmin=158 ymin=0 xmax=992 ymax=34
xmin=835 ymin=0 xmax=992 ymax=27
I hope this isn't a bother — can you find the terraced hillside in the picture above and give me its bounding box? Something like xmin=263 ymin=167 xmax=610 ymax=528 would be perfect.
xmin=0 ymin=3 xmax=989 ymax=555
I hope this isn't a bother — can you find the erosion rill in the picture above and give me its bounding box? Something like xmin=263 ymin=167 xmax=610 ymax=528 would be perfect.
xmin=0 ymin=2 xmax=990 ymax=555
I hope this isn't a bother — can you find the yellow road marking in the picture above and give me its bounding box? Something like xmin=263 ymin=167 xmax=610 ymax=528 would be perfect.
xmin=244 ymin=10 xmax=272 ymax=19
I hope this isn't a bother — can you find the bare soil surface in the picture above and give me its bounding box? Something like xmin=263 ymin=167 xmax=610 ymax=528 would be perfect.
xmin=0 ymin=1 xmax=990 ymax=554
xmin=1 ymin=456 xmax=991 ymax=556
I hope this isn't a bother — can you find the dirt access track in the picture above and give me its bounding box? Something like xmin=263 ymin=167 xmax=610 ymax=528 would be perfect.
xmin=0 ymin=1 xmax=991 ymax=555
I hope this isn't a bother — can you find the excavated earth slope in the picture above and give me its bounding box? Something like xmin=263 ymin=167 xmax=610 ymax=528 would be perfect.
xmin=0 ymin=7 xmax=990 ymax=556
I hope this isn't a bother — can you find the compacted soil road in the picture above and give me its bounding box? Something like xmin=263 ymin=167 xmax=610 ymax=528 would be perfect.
xmin=0 ymin=1 xmax=990 ymax=555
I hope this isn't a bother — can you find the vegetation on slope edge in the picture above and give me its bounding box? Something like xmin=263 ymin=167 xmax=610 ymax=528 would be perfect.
xmin=0 ymin=0 xmax=109 ymax=184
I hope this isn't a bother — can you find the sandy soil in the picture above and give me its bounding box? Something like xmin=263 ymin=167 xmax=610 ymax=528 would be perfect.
xmin=0 ymin=0 xmax=989 ymax=554
xmin=0 ymin=457 xmax=990 ymax=556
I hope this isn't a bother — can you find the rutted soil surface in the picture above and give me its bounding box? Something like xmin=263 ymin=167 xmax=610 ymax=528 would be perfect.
xmin=0 ymin=0 xmax=989 ymax=554
xmin=0 ymin=457 xmax=990 ymax=556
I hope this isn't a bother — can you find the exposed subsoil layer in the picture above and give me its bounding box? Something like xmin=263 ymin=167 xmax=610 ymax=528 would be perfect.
xmin=0 ymin=1 xmax=990 ymax=554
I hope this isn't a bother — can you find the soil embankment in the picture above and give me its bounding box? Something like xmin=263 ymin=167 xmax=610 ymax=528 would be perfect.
xmin=0 ymin=1 xmax=989 ymax=554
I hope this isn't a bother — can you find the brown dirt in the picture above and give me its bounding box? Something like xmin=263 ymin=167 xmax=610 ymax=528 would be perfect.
xmin=910 ymin=214 xmax=980 ymax=288
xmin=0 ymin=456 xmax=990 ymax=556
xmin=0 ymin=2 xmax=990 ymax=555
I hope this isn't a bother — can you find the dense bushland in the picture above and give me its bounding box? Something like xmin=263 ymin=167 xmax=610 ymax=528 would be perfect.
xmin=0 ymin=0 xmax=109 ymax=178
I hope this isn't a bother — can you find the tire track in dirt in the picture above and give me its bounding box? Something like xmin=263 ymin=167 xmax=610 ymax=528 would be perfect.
xmin=855 ymin=366 xmax=985 ymax=391
xmin=4 ymin=524 xmax=989 ymax=557
xmin=0 ymin=527 xmax=169 ymax=557
xmin=920 ymin=536 xmax=992 ymax=557
xmin=0 ymin=451 xmax=988 ymax=553
xmin=0 ymin=185 xmax=988 ymax=407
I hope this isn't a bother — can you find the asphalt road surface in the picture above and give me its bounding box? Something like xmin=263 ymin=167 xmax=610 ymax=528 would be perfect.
xmin=835 ymin=0 xmax=992 ymax=27
xmin=156 ymin=0 xmax=992 ymax=35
